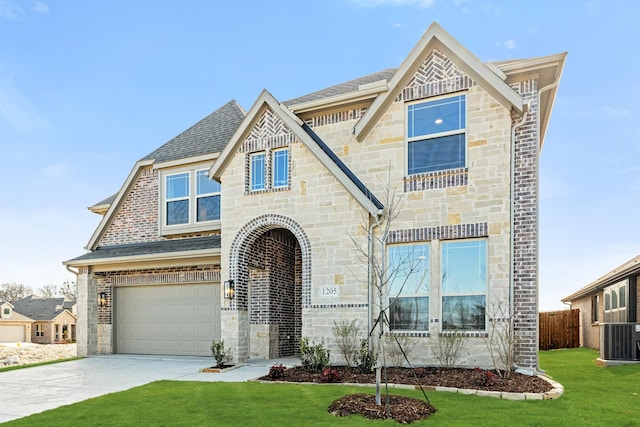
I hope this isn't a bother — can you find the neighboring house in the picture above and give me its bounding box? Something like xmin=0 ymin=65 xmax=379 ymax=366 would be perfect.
xmin=64 ymin=23 xmax=565 ymax=372
xmin=0 ymin=301 xmax=33 ymax=342
xmin=11 ymin=296 xmax=77 ymax=344
xmin=562 ymin=255 xmax=640 ymax=361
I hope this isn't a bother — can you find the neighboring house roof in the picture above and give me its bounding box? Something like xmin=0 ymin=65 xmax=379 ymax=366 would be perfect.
xmin=11 ymin=296 xmax=76 ymax=322
xmin=353 ymin=22 xmax=524 ymax=142
xmin=82 ymin=101 xmax=245 ymax=251
xmin=562 ymin=255 xmax=640 ymax=303
xmin=65 ymin=235 xmax=221 ymax=266
xmin=88 ymin=193 xmax=117 ymax=215
xmin=209 ymin=90 xmax=384 ymax=217
xmin=141 ymin=100 xmax=246 ymax=164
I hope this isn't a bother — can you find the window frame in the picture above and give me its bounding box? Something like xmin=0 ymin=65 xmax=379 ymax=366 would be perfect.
xmin=591 ymin=294 xmax=599 ymax=323
xmin=440 ymin=238 xmax=487 ymax=332
xmin=35 ymin=324 xmax=43 ymax=337
xmin=387 ymin=243 xmax=430 ymax=332
xmin=272 ymin=148 xmax=289 ymax=189
xmin=159 ymin=165 xmax=221 ymax=236
xmin=246 ymin=147 xmax=290 ymax=193
xmin=406 ymin=93 xmax=467 ymax=176
xmin=603 ymin=279 xmax=628 ymax=322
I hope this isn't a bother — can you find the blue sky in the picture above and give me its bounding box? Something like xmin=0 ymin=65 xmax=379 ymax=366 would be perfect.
xmin=0 ymin=0 xmax=638 ymax=310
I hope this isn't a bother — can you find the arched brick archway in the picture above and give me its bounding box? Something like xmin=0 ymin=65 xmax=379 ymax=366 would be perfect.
xmin=228 ymin=214 xmax=311 ymax=358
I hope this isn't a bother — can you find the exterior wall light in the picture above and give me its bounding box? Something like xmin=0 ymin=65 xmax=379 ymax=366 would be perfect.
xmin=224 ymin=280 xmax=235 ymax=300
xmin=98 ymin=292 xmax=107 ymax=307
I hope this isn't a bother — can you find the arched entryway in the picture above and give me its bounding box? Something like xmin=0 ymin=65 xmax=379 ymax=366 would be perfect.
xmin=228 ymin=214 xmax=311 ymax=360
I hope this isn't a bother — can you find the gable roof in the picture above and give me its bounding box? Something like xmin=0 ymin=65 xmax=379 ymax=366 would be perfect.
xmin=11 ymin=296 xmax=75 ymax=322
xmin=141 ymin=100 xmax=245 ymax=164
xmin=84 ymin=101 xmax=244 ymax=250
xmin=353 ymin=22 xmax=523 ymax=142
xmin=562 ymin=255 xmax=640 ymax=303
xmin=209 ymin=90 xmax=384 ymax=217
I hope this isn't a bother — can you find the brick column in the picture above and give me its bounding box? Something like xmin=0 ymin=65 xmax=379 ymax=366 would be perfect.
xmin=511 ymin=80 xmax=539 ymax=370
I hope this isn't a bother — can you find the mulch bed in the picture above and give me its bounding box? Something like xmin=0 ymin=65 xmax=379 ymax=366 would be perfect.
xmin=259 ymin=365 xmax=553 ymax=424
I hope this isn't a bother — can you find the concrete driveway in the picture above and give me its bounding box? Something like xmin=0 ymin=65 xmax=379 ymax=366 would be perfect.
xmin=0 ymin=354 xmax=296 ymax=423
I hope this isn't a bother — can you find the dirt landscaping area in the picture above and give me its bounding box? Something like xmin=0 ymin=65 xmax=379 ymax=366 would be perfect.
xmin=0 ymin=342 xmax=77 ymax=366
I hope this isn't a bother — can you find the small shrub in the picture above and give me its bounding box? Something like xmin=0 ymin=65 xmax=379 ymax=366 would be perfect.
xmin=474 ymin=368 xmax=496 ymax=387
xmin=356 ymin=339 xmax=377 ymax=374
xmin=268 ymin=363 xmax=286 ymax=380
xmin=299 ymin=337 xmax=330 ymax=372
xmin=432 ymin=331 xmax=468 ymax=368
xmin=210 ymin=340 xmax=233 ymax=367
xmin=332 ymin=319 xmax=361 ymax=367
xmin=385 ymin=334 xmax=416 ymax=367
xmin=321 ymin=367 xmax=341 ymax=383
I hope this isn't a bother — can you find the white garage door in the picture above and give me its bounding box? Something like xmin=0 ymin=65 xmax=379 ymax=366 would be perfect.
xmin=115 ymin=283 xmax=220 ymax=356
xmin=0 ymin=325 xmax=25 ymax=342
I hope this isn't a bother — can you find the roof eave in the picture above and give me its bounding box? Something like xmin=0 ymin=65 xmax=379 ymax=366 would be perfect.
xmin=287 ymin=80 xmax=389 ymax=114
xmin=63 ymin=247 xmax=221 ymax=269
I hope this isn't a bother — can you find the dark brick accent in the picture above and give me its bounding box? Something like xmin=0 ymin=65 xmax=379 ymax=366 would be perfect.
xmin=404 ymin=168 xmax=468 ymax=192
xmin=510 ymin=79 xmax=539 ymax=370
xmin=388 ymin=223 xmax=488 ymax=244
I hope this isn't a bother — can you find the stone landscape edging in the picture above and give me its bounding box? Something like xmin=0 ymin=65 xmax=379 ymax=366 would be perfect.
xmin=255 ymin=374 xmax=564 ymax=401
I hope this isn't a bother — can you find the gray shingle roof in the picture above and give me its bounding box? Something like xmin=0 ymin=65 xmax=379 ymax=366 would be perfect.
xmin=12 ymin=296 xmax=73 ymax=321
xmin=67 ymin=235 xmax=221 ymax=263
xmin=141 ymin=100 xmax=245 ymax=163
xmin=283 ymin=68 xmax=397 ymax=106
xmin=91 ymin=193 xmax=117 ymax=209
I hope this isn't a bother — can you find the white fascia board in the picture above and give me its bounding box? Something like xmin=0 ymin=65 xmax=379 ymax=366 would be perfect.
xmin=209 ymin=89 xmax=274 ymax=182
xmin=153 ymin=153 xmax=219 ymax=170
xmin=86 ymin=159 xmax=154 ymax=250
xmin=63 ymin=248 xmax=221 ymax=268
xmin=354 ymin=22 xmax=523 ymax=141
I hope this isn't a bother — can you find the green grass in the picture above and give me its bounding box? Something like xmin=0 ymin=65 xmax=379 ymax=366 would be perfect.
xmin=5 ymin=348 xmax=640 ymax=426
xmin=0 ymin=357 xmax=81 ymax=373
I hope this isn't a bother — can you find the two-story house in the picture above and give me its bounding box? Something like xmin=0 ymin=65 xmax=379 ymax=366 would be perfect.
xmin=65 ymin=23 xmax=565 ymax=372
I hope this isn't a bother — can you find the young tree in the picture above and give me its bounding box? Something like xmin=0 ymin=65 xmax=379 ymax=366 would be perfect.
xmin=350 ymin=169 xmax=430 ymax=407
xmin=0 ymin=282 xmax=33 ymax=303
xmin=60 ymin=281 xmax=77 ymax=300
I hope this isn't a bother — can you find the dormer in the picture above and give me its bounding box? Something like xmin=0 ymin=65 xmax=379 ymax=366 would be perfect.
xmin=1 ymin=302 xmax=13 ymax=319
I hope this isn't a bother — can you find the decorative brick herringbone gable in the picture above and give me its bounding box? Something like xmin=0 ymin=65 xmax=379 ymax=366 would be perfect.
xmin=398 ymin=48 xmax=475 ymax=103
xmin=241 ymin=107 xmax=295 ymax=153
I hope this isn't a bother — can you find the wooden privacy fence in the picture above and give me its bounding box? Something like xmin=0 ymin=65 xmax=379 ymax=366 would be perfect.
xmin=539 ymin=309 xmax=580 ymax=350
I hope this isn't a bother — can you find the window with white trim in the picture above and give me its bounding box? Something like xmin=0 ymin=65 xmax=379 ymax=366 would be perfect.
xmin=604 ymin=280 xmax=627 ymax=322
xmin=591 ymin=294 xmax=599 ymax=323
xmin=247 ymin=148 xmax=290 ymax=193
xmin=388 ymin=243 xmax=430 ymax=331
xmin=35 ymin=324 xmax=43 ymax=337
xmin=272 ymin=149 xmax=289 ymax=188
xmin=407 ymin=94 xmax=466 ymax=175
xmin=441 ymin=239 xmax=487 ymax=331
xmin=160 ymin=167 xmax=221 ymax=235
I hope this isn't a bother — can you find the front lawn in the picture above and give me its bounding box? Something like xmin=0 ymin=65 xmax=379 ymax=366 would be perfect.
xmin=5 ymin=348 xmax=640 ymax=426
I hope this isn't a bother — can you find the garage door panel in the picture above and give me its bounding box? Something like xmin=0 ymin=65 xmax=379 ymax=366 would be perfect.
xmin=116 ymin=283 xmax=220 ymax=356
xmin=0 ymin=325 xmax=25 ymax=342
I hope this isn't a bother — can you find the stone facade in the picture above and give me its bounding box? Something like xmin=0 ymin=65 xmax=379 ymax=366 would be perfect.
xmin=67 ymin=24 xmax=564 ymax=371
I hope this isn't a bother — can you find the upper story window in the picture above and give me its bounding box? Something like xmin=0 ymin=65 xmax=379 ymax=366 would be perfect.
xmin=407 ymin=94 xmax=466 ymax=175
xmin=161 ymin=167 xmax=221 ymax=235
xmin=2 ymin=307 xmax=10 ymax=317
xmin=247 ymin=148 xmax=290 ymax=193
xmin=272 ymin=149 xmax=289 ymax=188
xmin=441 ymin=239 xmax=486 ymax=331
